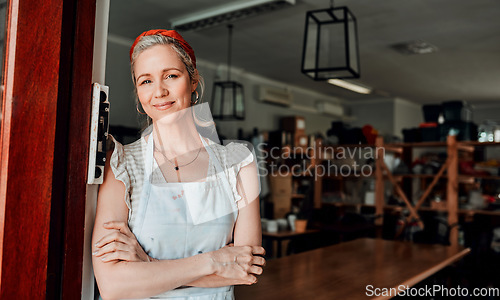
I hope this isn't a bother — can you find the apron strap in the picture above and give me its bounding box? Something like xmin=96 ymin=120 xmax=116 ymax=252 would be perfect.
xmin=144 ymin=130 xmax=155 ymax=177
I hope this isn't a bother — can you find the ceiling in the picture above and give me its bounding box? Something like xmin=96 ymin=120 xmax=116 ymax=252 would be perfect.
xmin=109 ymin=0 xmax=500 ymax=104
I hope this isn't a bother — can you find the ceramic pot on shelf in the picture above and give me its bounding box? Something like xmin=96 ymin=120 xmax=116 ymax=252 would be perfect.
xmin=295 ymin=219 xmax=308 ymax=233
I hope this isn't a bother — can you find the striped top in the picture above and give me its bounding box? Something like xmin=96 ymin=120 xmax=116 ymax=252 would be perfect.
xmin=107 ymin=133 xmax=254 ymax=227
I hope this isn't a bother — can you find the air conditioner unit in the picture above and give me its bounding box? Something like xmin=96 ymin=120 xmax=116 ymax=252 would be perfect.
xmin=259 ymin=86 xmax=293 ymax=107
xmin=316 ymin=101 xmax=344 ymax=117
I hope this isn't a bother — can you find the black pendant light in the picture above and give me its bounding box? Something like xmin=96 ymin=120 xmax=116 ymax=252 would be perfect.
xmin=211 ymin=24 xmax=245 ymax=120
xmin=301 ymin=0 xmax=360 ymax=80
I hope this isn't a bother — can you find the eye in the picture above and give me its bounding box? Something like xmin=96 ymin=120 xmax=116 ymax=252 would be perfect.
xmin=140 ymin=79 xmax=152 ymax=85
xmin=166 ymin=74 xmax=178 ymax=79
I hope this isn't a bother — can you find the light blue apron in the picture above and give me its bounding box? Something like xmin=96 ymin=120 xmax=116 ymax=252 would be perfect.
xmin=132 ymin=131 xmax=238 ymax=299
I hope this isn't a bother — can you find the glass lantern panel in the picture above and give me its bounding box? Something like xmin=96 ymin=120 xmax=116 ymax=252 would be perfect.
xmin=347 ymin=12 xmax=359 ymax=74
xmin=235 ymin=86 xmax=244 ymax=118
xmin=212 ymin=84 xmax=223 ymax=117
xmin=303 ymin=17 xmax=318 ymax=72
xmin=221 ymin=84 xmax=235 ymax=118
xmin=317 ymin=22 xmax=346 ymax=70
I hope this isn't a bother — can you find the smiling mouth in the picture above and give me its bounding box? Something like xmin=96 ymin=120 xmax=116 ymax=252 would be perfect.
xmin=153 ymin=101 xmax=175 ymax=110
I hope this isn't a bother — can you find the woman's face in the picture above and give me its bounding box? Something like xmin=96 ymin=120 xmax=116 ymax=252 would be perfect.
xmin=134 ymin=44 xmax=198 ymax=124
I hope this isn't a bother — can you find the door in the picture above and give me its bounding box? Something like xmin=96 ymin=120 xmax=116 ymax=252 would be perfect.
xmin=0 ymin=0 xmax=102 ymax=298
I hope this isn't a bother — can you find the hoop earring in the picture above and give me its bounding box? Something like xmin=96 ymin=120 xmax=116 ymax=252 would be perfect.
xmin=136 ymin=103 xmax=147 ymax=115
xmin=191 ymin=91 xmax=199 ymax=105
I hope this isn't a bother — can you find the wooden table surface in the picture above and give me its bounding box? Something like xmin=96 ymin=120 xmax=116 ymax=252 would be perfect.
xmin=235 ymin=238 xmax=470 ymax=300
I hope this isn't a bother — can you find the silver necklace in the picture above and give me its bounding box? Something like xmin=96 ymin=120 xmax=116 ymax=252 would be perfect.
xmin=154 ymin=144 xmax=202 ymax=171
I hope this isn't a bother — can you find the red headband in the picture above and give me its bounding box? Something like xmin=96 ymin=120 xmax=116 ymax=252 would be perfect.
xmin=129 ymin=29 xmax=196 ymax=68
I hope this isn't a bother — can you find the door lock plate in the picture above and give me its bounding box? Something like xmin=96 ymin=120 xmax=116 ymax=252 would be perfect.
xmin=87 ymin=83 xmax=110 ymax=184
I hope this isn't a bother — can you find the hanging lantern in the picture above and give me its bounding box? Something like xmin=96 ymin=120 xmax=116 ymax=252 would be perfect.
xmin=211 ymin=24 xmax=245 ymax=120
xmin=211 ymin=81 xmax=245 ymax=120
xmin=301 ymin=3 xmax=360 ymax=80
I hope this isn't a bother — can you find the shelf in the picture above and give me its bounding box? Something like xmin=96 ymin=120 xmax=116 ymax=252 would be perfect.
xmin=324 ymin=202 xmax=500 ymax=216
xmin=460 ymin=141 xmax=500 ymax=146
xmin=388 ymin=204 xmax=500 ymax=216
xmin=324 ymin=174 xmax=375 ymax=180
xmin=307 ymin=135 xmax=500 ymax=246
xmin=461 ymin=209 xmax=500 ymax=216
xmin=386 ymin=141 xmax=447 ymax=148
xmin=320 ymin=140 xmax=500 ymax=150
xmin=386 ymin=140 xmax=500 ymax=148
xmin=391 ymin=174 xmax=438 ymax=179
xmin=460 ymin=174 xmax=500 ymax=180
xmin=291 ymin=194 xmax=306 ymax=199
xmin=321 ymin=144 xmax=375 ymax=150
xmin=270 ymin=171 xmax=315 ymax=177
xmin=388 ymin=174 xmax=500 ymax=182
xmin=322 ymin=202 xmax=368 ymax=208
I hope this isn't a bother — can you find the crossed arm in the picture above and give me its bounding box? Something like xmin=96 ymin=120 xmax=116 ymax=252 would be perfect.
xmin=92 ymin=150 xmax=264 ymax=299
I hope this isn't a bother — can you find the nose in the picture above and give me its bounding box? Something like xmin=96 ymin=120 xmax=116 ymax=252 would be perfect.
xmin=154 ymin=81 xmax=168 ymax=98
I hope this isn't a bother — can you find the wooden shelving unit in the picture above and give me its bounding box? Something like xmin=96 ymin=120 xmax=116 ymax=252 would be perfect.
xmin=323 ymin=202 xmax=500 ymax=217
xmin=266 ymin=134 xmax=500 ymax=246
xmin=372 ymin=135 xmax=500 ymax=246
xmin=389 ymin=174 xmax=500 ymax=180
xmin=314 ymin=136 xmax=500 ymax=246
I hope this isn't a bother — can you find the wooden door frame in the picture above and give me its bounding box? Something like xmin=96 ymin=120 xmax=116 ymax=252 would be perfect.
xmin=0 ymin=0 xmax=96 ymax=298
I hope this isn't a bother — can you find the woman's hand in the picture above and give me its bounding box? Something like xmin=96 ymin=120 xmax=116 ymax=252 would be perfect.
xmin=210 ymin=244 xmax=266 ymax=285
xmin=93 ymin=221 xmax=155 ymax=262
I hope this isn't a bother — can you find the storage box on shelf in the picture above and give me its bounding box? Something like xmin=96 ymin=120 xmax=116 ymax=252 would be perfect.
xmin=404 ymin=100 xmax=478 ymax=143
xmin=268 ymin=173 xmax=292 ymax=219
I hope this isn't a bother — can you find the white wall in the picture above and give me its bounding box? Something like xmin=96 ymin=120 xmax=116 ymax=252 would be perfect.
xmin=473 ymin=103 xmax=500 ymax=124
xmin=347 ymin=97 xmax=424 ymax=140
xmin=394 ymin=97 xmax=423 ymax=138
xmin=348 ymin=98 xmax=395 ymax=138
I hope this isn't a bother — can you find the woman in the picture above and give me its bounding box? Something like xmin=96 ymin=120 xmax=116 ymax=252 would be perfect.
xmin=92 ymin=29 xmax=265 ymax=300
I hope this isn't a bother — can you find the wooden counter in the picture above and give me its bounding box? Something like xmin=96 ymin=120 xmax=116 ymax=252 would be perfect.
xmin=235 ymin=238 xmax=470 ymax=300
